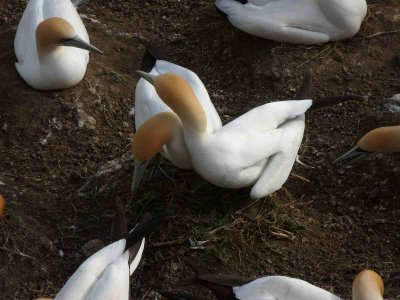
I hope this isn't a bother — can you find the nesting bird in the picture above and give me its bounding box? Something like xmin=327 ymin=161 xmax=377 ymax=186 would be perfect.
xmin=132 ymin=38 xmax=222 ymax=191
xmin=335 ymin=125 xmax=400 ymax=165
xmin=215 ymin=0 xmax=367 ymax=45
xmin=14 ymin=0 xmax=102 ymax=91
xmin=160 ymin=258 xmax=342 ymax=300
xmin=137 ymin=70 xmax=364 ymax=199
xmin=34 ymin=215 xmax=172 ymax=300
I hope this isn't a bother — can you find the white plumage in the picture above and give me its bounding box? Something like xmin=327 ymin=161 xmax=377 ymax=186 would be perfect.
xmin=15 ymin=0 xmax=100 ymax=90
xmin=134 ymin=60 xmax=222 ymax=169
xmin=182 ymin=100 xmax=310 ymax=199
xmin=215 ymin=0 xmax=367 ymax=44
xmin=233 ymin=276 xmax=341 ymax=300
xmin=53 ymin=239 xmax=144 ymax=300
xmin=140 ymin=71 xmax=311 ymax=199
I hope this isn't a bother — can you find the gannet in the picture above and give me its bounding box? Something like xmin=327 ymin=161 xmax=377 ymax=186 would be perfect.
xmin=160 ymin=258 xmax=342 ymax=300
xmin=215 ymin=0 xmax=367 ymax=45
xmin=34 ymin=215 xmax=172 ymax=300
xmin=132 ymin=38 xmax=222 ymax=191
xmin=15 ymin=0 xmax=102 ymax=91
xmin=352 ymin=270 xmax=384 ymax=300
xmin=334 ymin=125 xmax=400 ymax=165
xmin=137 ymin=70 xmax=365 ymax=199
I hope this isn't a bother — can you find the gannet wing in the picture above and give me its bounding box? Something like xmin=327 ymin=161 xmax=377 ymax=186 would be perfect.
xmin=84 ymin=257 xmax=130 ymax=300
xmin=250 ymin=115 xmax=305 ymax=198
xmin=54 ymin=240 xmax=126 ymax=300
xmin=219 ymin=100 xmax=311 ymax=134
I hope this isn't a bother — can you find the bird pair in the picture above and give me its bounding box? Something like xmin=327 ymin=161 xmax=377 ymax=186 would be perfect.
xmin=160 ymin=258 xmax=384 ymax=300
xmin=131 ymin=40 xmax=365 ymax=199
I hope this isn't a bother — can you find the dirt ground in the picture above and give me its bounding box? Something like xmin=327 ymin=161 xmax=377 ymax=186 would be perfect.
xmin=0 ymin=0 xmax=400 ymax=299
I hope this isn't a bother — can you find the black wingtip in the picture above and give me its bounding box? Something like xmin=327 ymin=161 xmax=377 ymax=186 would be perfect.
xmin=295 ymin=69 xmax=313 ymax=100
xmin=124 ymin=214 xmax=174 ymax=251
xmin=133 ymin=35 xmax=170 ymax=72
xmin=111 ymin=198 xmax=128 ymax=242
xmin=310 ymin=94 xmax=367 ymax=111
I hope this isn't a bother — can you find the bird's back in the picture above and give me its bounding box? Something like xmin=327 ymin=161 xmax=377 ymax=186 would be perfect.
xmin=234 ymin=276 xmax=342 ymax=300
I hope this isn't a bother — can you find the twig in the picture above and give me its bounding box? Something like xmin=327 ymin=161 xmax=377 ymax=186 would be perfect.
xmin=362 ymin=29 xmax=400 ymax=39
xmin=290 ymin=173 xmax=311 ymax=183
xmin=0 ymin=246 xmax=37 ymax=261
xmin=151 ymin=238 xmax=186 ymax=247
xmin=269 ymin=226 xmax=296 ymax=241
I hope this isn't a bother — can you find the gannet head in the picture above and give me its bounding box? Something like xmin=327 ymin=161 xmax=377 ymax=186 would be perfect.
xmin=352 ymin=270 xmax=384 ymax=300
xmin=334 ymin=125 xmax=400 ymax=165
xmin=0 ymin=194 xmax=4 ymax=219
xmin=131 ymin=112 xmax=182 ymax=192
xmin=138 ymin=71 xmax=207 ymax=132
xmin=36 ymin=17 xmax=102 ymax=54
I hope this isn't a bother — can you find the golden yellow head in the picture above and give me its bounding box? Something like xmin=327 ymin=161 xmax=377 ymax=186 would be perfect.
xmin=36 ymin=17 xmax=76 ymax=47
xmin=352 ymin=270 xmax=384 ymax=300
xmin=132 ymin=112 xmax=181 ymax=162
xmin=0 ymin=194 xmax=4 ymax=219
xmin=142 ymin=72 xmax=207 ymax=133
xmin=357 ymin=125 xmax=400 ymax=153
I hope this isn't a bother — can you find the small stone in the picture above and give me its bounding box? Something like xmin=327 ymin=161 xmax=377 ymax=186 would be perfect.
xmin=82 ymin=239 xmax=104 ymax=257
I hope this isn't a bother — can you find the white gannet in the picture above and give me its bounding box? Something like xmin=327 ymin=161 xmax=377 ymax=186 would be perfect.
xmin=137 ymin=70 xmax=364 ymax=199
xmin=160 ymin=258 xmax=342 ymax=300
xmin=132 ymin=38 xmax=222 ymax=191
xmin=15 ymin=0 xmax=102 ymax=91
xmin=215 ymin=0 xmax=367 ymax=45
xmin=34 ymin=215 xmax=172 ymax=300
xmin=352 ymin=270 xmax=384 ymax=300
xmin=334 ymin=125 xmax=400 ymax=165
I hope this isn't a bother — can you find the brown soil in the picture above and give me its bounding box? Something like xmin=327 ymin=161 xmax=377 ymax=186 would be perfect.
xmin=0 ymin=0 xmax=399 ymax=299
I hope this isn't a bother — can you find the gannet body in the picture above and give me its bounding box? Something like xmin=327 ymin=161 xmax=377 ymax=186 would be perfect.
xmin=132 ymin=42 xmax=222 ymax=190
xmin=35 ymin=215 xmax=171 ymax=300
xmin=161 ymin=258 xmax=341 ymax=300
xmin=15 ymin=0 xmax=102 ymax=90
xmin=335 ymin=125 xmax=400 ymax=165
xmin=215 ymin=0 xmax=367 ymax=45
xmin=139 ymin=72 xmax=310 ymax=199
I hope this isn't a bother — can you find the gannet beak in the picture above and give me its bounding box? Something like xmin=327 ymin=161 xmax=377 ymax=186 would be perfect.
xmin=334 ymin=147 xmax=371 ymax=165
xmin=131 ymin=160 xmax=151 ymax=193
xmin=59 ymin=36 xmax=103 ymax=54
xmin=137 ymin=70 xmax=156 ymax=85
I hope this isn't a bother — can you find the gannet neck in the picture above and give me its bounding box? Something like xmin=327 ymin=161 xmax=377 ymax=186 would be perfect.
xmin=352 ymin=270 xmax=384 ymax=300
xmin=133 ymin=112 xmax=182 ymax=162
xmin=154 ymin=73 xmax=207 ymax=133
xmin=36 ymin=17 xmax=75 ymax=54
xmin=357 ymin=125 xmax=400 ymax=153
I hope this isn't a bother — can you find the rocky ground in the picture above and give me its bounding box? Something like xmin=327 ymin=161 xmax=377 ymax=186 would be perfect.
xmin=0 ymin=0 xmax=399 ymax=299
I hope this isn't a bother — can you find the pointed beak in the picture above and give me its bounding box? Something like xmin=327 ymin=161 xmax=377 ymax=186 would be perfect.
xmin=137 ymin=70 xmax=156 ymax=85
xmin=59 ymin=35 xmax=103 ymax=54
xmin=334 ymin=147 xmax=371 ymax=165
xmin=131 ymin=160 xmax=151 ymax=193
